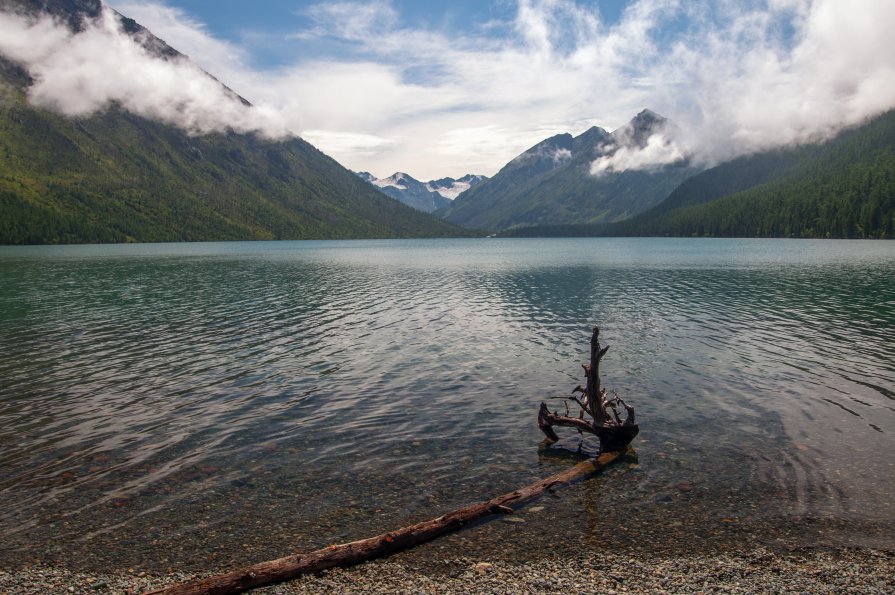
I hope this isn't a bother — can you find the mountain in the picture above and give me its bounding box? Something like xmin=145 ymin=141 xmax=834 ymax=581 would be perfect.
xmin=437 ymin=109 xmax=698 ymax=231
xmin=612 ymin=108 xmax=670 ymax=148
xmin=356 ymin=171 xmax=487 ymax=213
xmin=0 ymin=0 xmax=463 ymax=243
xmin=427 ymin=174 xmax=488 ymax=200
xmin=503 ymin=108 xmax=895 ymax=239
xmin=356 ymin=171 xmax=450 ymax=213
xmin=613 ymin=108 xmax=895 ymax=238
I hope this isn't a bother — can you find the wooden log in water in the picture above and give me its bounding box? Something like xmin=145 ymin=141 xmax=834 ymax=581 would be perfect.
xmin=145 ymin=450 xmax=625 ymax=595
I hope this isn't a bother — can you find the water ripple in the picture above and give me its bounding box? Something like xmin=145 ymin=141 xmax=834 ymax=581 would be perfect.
xmin=0 ymin=239 xmax=893 ymax=568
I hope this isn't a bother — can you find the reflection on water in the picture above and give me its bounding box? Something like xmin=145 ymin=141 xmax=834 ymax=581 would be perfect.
xmin=0 ymin=238 xmax=893 ymax=571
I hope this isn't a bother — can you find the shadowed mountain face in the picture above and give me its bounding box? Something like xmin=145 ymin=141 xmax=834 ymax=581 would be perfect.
xmin=0 ymin=0 xmax=464 ymax=243
xmin=1 ymin=0 xmax=100 ymax=28
xmin=438 ymin=110 xmax=698 ymax=232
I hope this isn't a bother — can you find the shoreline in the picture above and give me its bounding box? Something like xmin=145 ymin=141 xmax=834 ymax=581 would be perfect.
xmin=2 ymin=546 xmax=892 ymax=594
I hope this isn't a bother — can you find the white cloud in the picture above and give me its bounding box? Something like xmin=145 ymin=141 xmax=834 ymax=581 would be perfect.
xmin=551 ymin=147 xmax=572 ymax=164
xmin=3 ymin=0 xmax=895 ymax=180
xmin=0 ymin=6 xmax=287 ymax=137
xmin=426 ymin=125 xmax=536 ymax=175
xmin=591 ymin=133 xmax=685 ymax=175
xmin=652 ymin=0 xmax=895 ymax=163
xmin=297 ymin=0 xmax=399 ymax=42
xmin=300 ymin=130 xmax=396 ymax=159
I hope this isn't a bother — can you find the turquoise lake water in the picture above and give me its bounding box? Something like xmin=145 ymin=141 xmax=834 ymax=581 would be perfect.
xmin=0 ymin=238 xmax=892 ymax=571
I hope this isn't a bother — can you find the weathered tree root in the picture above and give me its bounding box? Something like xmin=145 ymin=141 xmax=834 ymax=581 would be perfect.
xmin=144 ymin=450 xmax=626 ymax=595
xmin=538 ymin=326 xmax=639 ymax=452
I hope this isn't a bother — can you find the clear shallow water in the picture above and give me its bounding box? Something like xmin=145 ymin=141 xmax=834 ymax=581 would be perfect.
xmin=0 ymin=238 xmax=892 ymax=571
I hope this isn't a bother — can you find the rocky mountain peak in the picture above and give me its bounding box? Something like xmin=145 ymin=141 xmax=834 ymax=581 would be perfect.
xmin=573 ymin=126 xmax=613 ymax=155
xmin=612 ymin=108 xmax=670 ymax=148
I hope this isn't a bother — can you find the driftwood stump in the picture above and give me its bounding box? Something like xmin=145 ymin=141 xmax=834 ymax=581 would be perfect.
xmin=538 ymin=326 xmax=639 ymax=452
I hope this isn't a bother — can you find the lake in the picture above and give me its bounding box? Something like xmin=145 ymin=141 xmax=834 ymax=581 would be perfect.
xmin=0 ymin=238 xmax=892 ymax=572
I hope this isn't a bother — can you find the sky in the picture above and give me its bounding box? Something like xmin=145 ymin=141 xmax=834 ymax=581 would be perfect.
xmin=2 ymin=0 xmax=895 ymax=180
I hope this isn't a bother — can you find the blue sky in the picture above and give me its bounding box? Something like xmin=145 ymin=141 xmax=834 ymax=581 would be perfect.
xmin=141 ymin=1 xmax=630 ymax=69
xmin=3 ymin=1 xmax=895 ymax=180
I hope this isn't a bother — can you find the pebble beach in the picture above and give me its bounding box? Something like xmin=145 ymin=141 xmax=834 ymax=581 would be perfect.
xmin=1 ymin=547 xmax=892 ymax=594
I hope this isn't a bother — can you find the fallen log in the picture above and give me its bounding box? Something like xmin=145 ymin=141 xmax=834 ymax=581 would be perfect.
xmin=145 ymin=449 xmax=626 ymax=595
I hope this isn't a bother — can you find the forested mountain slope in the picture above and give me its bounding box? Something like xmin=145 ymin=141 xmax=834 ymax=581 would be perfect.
xmin=0 ymin=0 xmax=463 ymax=244
xmin=615 ymin=109 xmax=895 ymax=238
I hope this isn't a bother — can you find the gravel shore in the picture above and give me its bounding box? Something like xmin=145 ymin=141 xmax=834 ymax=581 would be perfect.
xmin=1 ymin=547 xmax=892 ymax=594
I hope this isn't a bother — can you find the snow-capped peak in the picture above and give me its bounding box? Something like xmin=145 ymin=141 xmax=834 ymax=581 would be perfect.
xmin=355 ymin=171 xmax=487 ymax=213
xmin=426 ymin=174 xmax=487 ymax=199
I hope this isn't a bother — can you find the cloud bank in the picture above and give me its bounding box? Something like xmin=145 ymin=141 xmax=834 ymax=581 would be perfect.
xmin=0 ymin=5 xmax=286 ymax=137
xmin=2 ymin=0 xmax=895 ymax=179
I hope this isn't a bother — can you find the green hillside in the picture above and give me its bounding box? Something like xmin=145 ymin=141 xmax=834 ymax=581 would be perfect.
xmin=0 ymin=4 xmax=463 ymax=244
xmin=503 ymin=109 xmax=895 ymax=239
xmin=618 ymin=109 xmax=895 ymax=238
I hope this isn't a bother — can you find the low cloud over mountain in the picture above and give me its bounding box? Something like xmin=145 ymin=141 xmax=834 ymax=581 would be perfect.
xmin=0 ymin=2 xmax=286 ymax=137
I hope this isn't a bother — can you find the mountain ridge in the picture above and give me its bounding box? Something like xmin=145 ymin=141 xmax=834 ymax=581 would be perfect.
xmin=356 ymin=171 xmax=486 ymax=213
xmin=438 ymin=109 xmax=697 ymax=231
